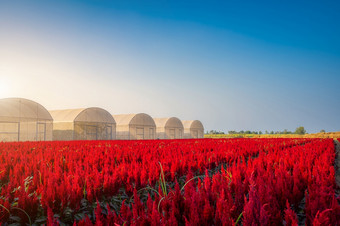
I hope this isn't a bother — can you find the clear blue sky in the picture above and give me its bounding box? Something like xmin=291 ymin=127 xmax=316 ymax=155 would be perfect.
xmin=0 ymin=0 xmax=339 ymax=133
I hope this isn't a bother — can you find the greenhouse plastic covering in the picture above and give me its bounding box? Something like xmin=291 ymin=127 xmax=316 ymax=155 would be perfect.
xmin=0 ymin=98 xmax=53 ymax=141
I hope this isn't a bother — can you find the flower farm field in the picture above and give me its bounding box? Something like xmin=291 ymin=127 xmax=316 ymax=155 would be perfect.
xmin=0 ymin=138 xmax=339 ymax=225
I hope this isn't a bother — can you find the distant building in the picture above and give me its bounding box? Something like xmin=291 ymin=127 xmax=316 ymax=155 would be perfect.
xmin=154 ymin=117 xmax=184 ymax=139
xmin=113 ymin=113 xmax=156 ymax=140
xmin=0 ymin=98 xmax=53 ymax=141
xmin=49 ymin=108 xmax=116 ymax=140
xmin=182 ymin=120 xmax=204 ymax=138
xmin=0 ymin=97 xmax=205 ymax=141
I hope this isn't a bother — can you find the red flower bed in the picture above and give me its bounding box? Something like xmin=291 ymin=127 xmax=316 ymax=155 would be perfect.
xmin=0 ymin=138 xmax=338 ymax=225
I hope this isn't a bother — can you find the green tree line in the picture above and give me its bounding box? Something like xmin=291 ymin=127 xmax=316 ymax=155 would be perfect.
xmin=207 ymin=126 xmax=310 ymax=135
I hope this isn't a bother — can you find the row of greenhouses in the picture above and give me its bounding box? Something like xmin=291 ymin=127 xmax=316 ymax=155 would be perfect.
xmin=0 ymin=98 xmax=204 ymax=142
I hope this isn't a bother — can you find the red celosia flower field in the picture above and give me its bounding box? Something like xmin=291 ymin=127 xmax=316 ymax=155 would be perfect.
xmin=0 ymin=138 xmax=339 ymax=225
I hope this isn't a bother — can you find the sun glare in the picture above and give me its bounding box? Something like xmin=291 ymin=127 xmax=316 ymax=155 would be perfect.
xmin=0 ymin=78 xmax=10 ymax=96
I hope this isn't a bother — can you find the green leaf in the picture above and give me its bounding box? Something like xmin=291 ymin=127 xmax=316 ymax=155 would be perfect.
xmin=9 ymin=215 xmax=22 ymax=222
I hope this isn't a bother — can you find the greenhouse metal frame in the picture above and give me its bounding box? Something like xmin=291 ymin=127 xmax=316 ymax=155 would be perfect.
xmin=182 ymin=120 xmax=204 ymax=138
xmin=154 ymin=117 xmax=184 ymax=139
xmin=113 ymin=113 xmax=156 ymax=140
xmin=0 ymin=98 xmax=53 ymax=142
xmin=49 ymin=107 xmax=116 ymax=141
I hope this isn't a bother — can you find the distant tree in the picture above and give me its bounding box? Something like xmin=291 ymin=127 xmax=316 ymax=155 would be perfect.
xmin=259 ymin=131 xmax=263 ymax=134
xmin=320 ymin=129 xmax=326 ymax=133
xmin=239 ymin=130 xmax=244 ymax=134
xmin=228 ymin=131 xmax=237 ymax=134
xmin=270 ymin=131 xmax=274 ymax=134
xmin=282 ymin=129 xmax=292 ymax=134
xmin=209 ymin=130 xmax=225 ymax=134
xmin=245 ymin=130 xmax=251 ymax=134
xmin=265 ymin=130 xmax=268 ymax=134
xmin=295 ymin=126 xmax=306 ymax=135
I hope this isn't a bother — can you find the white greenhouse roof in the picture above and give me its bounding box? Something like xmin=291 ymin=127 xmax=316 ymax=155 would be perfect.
xmin=182 ymin=120 xmax=204 ymax=130
xmin=0 ymin=98 xmax=53 ymax=121
xmin=49 ymin=107 xmax=116 ymax=123
xmin=113 ymin=113 xmax=156 ymax=126
xmin=154 ymin=117 xmax=184 ymax=128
